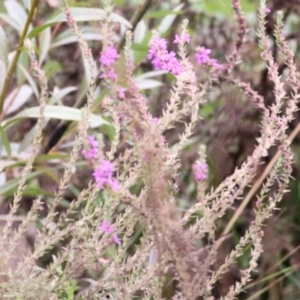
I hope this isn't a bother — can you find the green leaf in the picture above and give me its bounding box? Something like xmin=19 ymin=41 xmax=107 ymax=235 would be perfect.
xmin=194 ymin=0 xmax=232 ymax=17
xmin=50 ymin=27 xmax=103 ymax=49
xmin=134 ymin=78 xmax=162 ymax=90
xmin=2 ymin=105 xmax=111 ymax=129
xmin=0 ymin=159 xmax=16 ymax=172
xmin=49 ymin=87 xmax=78 ymax=104
xmin=0 ymin=170 xmax=42 ymax=195
xmin=0 ymin=25 xmax=8 ymax=94
xmin=22 ymin=0 xmax=33 ymax=10
xmin=35 ymin=153 xmax=69 ymax=163
xmin=18 ymin=64 xmax=38 ymax=97
xmin=3 ymin=84 xmax=33 ymax=114
xmin=39 ymin=27 xmax=51 ymax=64
xmin=0 ymin=25 xmax=9 ymax=70
xmin=2 ymin=185 xmax=54 ymax=197
xmin=44 ymin=60 xmax=62 ymax=78
xmin=0 ymin=125 xmax=11 ymax=158
xmin=4 ymin=0 xmax=32 ymax=35
xmin=28 ymin=8 xmax=132 ymax=39
xmin=0 ymin=13 xmax=20 ymax=33
xmin=17 ymin=50 xmax=29 ymax=86
xmin=18 ymin=123 xmax=39 ymax=154
xmin=135 ymin=70 xmax=168 ymax=79
xmin=145 ymin=10 xmax=183 ymax=19
xmin=134 ymin=20 xmax=147 ymax=44
xmin=157 ymin=4 xmax=184 ymax=34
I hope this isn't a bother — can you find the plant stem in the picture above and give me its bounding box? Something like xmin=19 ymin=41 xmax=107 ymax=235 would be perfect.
xmin=0 ymin=0 xmax=38 ymax=113
xmin=220 ymin=121 xmax=300 ymax=238
xmin=117 ymin=0 xmax=153 ymax=50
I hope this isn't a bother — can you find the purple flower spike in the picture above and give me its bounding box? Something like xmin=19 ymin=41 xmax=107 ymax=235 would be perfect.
xmin=265 ymin=7 xmax=271 ymax=14
xmin=98 ymin=220 xmax=115 ymax=234
xmin=174 ymin=33 xmax=190 ymax=44
xmin=195 ymin=47 xmax=212 ymax=65
xmin=148 ymin=35 xmax=183 ymax=75
xmin=193 ymin=161 xmax=208 ymax=182
xmin=82 ymin=136 xmax=99 ymax=160
xmin=93 ymin=160 xmax=120 ymax=191
xmin=98 ymin=220 xmax=121 ymax=246
xmin=99 ymin=46 xmax=119 ymax=66
xmin=112 ymin=233 xmax=121 ymax=245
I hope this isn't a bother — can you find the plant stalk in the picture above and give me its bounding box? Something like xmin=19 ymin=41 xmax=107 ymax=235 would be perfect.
xmin=0 ymin=0 xmax=38 ymax=113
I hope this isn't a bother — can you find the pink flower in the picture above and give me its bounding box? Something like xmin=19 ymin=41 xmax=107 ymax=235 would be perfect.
xmin=98 ymin=220 xmax=115 ymax=234
xmin=195 ymin=47 xmax=223 ymax=69
xmin=152 ymin=117 xmax=159 ymax=124
xmin=208 ymin=58 xmax=223 ymax=69
xmin=99 ymin=46 xmax=119 ymax=81
xmin=100 ymin=67 xmax=117 ymax=81
xmin=265 ymin=7 xmax=271 ymax=14
xmin=108 ymin=178 xmax=120 ymax=192
xmin=148 ymin=35 xmax=183 ymax=75
xmin=82 ymin=136 xmax=99 ymax=160
xmin=98 ymin=220 xmax=121 ymax=245
xmin=99 ymin=46 xmax=119 ymax=66
xmin=112 ymin=233 xmax=121 ymax=245
xmin=117 ymin=87 xmax=126 ymax=100
xmin=93 ymin=160 xmax=120 ymax=191
xmin=195 ymin=47 xmax=212 ymax=64
xmin=193 ymin=161 xmax=208 ymax=182
xmin=174 ymin=34 xmax=190 ymax=44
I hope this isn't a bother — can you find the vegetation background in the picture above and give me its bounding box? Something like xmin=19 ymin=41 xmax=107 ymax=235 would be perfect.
xmin=1 ymin=0 xmax=300 ymax=299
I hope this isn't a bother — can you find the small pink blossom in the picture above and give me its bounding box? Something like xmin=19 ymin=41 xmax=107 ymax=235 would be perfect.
xmin=93 ymin=160 xmax=120 ymax=191
xmin=98 ymin=220 xmax=115 ymax=234
xmin=99 ymin=46 xmax=119 ymax=66
xmin=174 ymin=33 xmax=190 ymax=44
xmin=112 ymin=233 xmax=121 ymax=245
xmin=208 ymin=58 xmax=223 ymax=69
xmin=193 ymin=161 xmax=208 ymax=182
xmin=195 ymin=47 xmax=211 ymax=64
xmin=265 ymin=7 xmax=271 ymax=14
xmin=195 ymin=47 xmax=223 ymax=69
xmin=117 ymin=87 xmax=126 ymax=100
xmin=152 ymin=117 xmax=159 ymax=124
xmin=109 ymin=178 xmax=121 ymax=192
xmin=82 ymin=136 xmax=99 ymax=160
xmin=100 ymin=68 xmax=117 ymax=81
xmin=148 ymin=35 xmax=183 ymax=75
xmin=99 ymin=46 xmax=119 ymax=81
xmin=98 ymin=220 xmax=121 ymax=245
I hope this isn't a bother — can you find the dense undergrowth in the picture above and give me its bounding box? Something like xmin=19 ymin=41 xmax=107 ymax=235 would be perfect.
xmin=0 ymin=0 xmax=300 ymax=299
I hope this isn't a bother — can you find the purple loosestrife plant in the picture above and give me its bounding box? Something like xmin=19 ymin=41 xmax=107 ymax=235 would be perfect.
xmin=193 ymin=161 xmax=208 ymax=182
xmin=2 ymin=1 xmax=299 ymax=299
xmin=82 ymin=135 xmax=99 ymax=160
xmin=93 ymin=160 xmax=120 ymax=192
xmin=147 ymin=32 xmax=183 ymax=75
xmin=195 ymin=46 xmax=211 ymax=64
xmin=195 ymin=46 xmax=223 ymax=69
xmin=98 ymin=220 xmax=121 ymax=245
xmin=99 ymin=45 xmax=119 ymax=81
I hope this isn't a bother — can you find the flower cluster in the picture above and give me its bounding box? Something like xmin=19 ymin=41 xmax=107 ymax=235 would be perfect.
xmin=99 ymin=45 xmax=119 ymax=80
xmin=147 ymin=35 xmax=183 ymax=75
xmin=195 ymin=47 xmax=223 ymax=69
xmin=93 ymin=160 xmax=120 ymax=192
xmin=174 ymin=33 xmax=191 ymax=44
xmin=98 ymin=220 xmax=121 ymax=245
xmin=265 ymin=7 xmax=271 ymax=14
xmin=82 ymin=135 xmax=99 ymax=160
xmin=193 ymin=161 xmax=208 ymax=182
